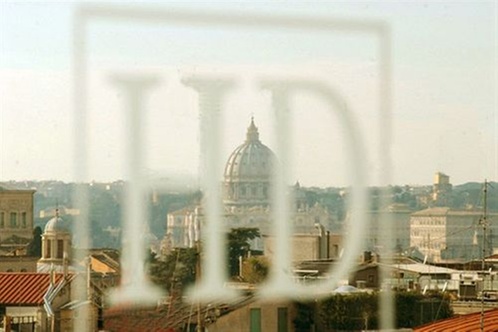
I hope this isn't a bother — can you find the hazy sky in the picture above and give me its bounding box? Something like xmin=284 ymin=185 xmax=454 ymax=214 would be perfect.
xmin=0 ymin=2 xmax=496 ymax=187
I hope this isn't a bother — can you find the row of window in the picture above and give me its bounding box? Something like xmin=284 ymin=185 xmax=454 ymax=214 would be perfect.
xmin=45 ymin=239 xmax=65 ymax=259
xmin=240 ymin=186 xmax=268 ymax=198
xmin=411 ymin=229 xmax=446 ymax=237
xmin=0 ymin=211 xmax=28 ymax=229
xmin=410 ymin=240 xmax=446 ymax=250
xmin=5 ymin=268 xmax=28 ymax=272
xmin=412 ymin=218 xmax=445 ymax=226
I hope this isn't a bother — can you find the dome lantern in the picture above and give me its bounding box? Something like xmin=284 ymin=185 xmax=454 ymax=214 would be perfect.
xmin=246 ymin=117 xmax=260 ymax=142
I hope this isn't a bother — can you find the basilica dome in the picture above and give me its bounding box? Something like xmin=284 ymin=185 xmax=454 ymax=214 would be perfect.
xmin=223 ymin=119 xmax=275 ymax=206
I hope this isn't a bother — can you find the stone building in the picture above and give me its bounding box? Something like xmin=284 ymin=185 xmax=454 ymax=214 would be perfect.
xmin=364 ymin=204 xmax=413 ymax=252
xmin=0 ymin=185 xmax=35 ymax=251
xmin=432 ymin=172 xmax=452 ymax=206
xmin=0 ymin=273 xmax=75 ymax=332
xmin=410 ymin=207 xmax=498 ymax=263
xmin=0 ymin=256 xmax=38 ymax=273
xmin=163 ymin=119 xmax=335 ymax=252
xmin=205 ymin=298 xmax=297 ymax=332
xmin=263 ymin=232 xmax=342 ymax=262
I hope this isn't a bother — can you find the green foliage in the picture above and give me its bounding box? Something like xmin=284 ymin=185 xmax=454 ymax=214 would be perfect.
xmin=227 ymin=228 xmax=260 ymax=277
xmin=26 ymin=226 xmax=42 ymax=257
xmin=319 ymin=293 xmax=377 ymax=331
xmin=293 ymin=302 xmax=314 ymax=332
xmin=395 ymin=291 xmax=420 ymax=327
xmin=304 ymin=191 xmax=318 ymax=207
xmin=395 ymin=292 xmax=453 ymax=327
xmin=242 ymin=256 xmax=269 ymax=283
xmin=317 ymin=291 xmax=453 ymax=331
xmin=149 ymin=247 xmax=198 ymax=293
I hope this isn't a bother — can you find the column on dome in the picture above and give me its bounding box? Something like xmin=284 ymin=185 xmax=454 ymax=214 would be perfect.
xmin=42 ymin=235 xmax=48 ymax=259
xmin=234 ymin=183 xmax=238 ymax=200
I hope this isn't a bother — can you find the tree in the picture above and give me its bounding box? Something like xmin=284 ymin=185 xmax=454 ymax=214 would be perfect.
xmin=241 ymin=256 xmax=269 ymax=283
xmin=293 ymin=302 xmax=315 ymax=332
xmin=227 ymin=228 xmax=260 ymax=277
xmin=149 ymin=247 xmax=198 ymax=293
xmin=317 ymin=291 xmax=452 ymax=330
xmin=26 ymin=226 xmax=42 ymax=257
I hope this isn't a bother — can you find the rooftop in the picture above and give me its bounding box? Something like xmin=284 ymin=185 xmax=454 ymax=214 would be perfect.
xmin=412 ymin=207 xmax=497 ymax=217
xmin=0 ymin=273 xmax=68 ymax=305
xmin=415 ymin=308 xmax=498 ymax=332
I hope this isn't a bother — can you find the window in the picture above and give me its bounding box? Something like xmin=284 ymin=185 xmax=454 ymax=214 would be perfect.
xmin=0 ymin=212 xmax=4 ymax=228
xmin=46 ymin=240 xmax=51 ymax=258
xmin=249 ymin=308 xmax=261 ymax=332
xmin=57 ymin=240 xmax=64 ymax=258
xmin=333 ymin=244 xmax=339 ymax=257
xmin=10 ymin=212 xmax=17 ymax=228
xmin=21 ymin=212 xmax=27 ymax=228
xmin=278 ymin=307 xmax=288 ymax=332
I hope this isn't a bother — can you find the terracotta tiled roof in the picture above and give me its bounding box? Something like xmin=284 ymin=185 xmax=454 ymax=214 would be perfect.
xmin=415 ymin=308 xmax=498 ymax=332
xmin=0 ymin=273 xmax=66 ymax=305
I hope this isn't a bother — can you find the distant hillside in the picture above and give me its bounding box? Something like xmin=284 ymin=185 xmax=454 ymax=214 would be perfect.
xmin=1 ymin=180 xmax=199 ymax=249
xmin=454 ymin=181 xmax=497 ymax=192
xmin=2 ymin=179 xmax=496 ymax=248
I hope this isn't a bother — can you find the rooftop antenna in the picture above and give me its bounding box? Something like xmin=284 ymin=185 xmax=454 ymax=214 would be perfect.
xmin=480 ymin=179 xmax=489 ymax=332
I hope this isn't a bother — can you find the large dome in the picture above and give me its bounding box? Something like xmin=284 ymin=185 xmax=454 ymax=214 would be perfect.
xmin=223 ymin=119 xmax=275 ymax=206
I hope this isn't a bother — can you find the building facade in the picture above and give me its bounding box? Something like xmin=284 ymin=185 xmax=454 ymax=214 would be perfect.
xmin=364 ymin=204 xmax=413 ymax=252
xmin=0 ymin=186 xmax=35 ymax=250
xmin=163 ymin=119 xmax=335 ymax=252
xmin=410 ymin=207 xmax=498 ymax=263
xmin=264 ymin=232 xmax=342 ymax=262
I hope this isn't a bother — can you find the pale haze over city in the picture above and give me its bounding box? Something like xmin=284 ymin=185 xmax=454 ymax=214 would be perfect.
xmin=2 ymin=3 xmax=498 ymax=331
xmin=0 ymin=1 xmax=496 ymax=187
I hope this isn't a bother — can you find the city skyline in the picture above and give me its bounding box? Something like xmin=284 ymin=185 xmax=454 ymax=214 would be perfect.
xmin=1 ymin=2 xmax=496 ymax=187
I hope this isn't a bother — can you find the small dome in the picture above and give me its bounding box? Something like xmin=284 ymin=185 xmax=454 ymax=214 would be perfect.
xmin=44 ymin=213 xmax=69 ymax=234
xmin=224 ymin=118 xmax=275 ymax=182
xmin=333 ymin=285 xmax=360 ymax=294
